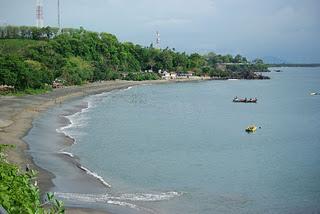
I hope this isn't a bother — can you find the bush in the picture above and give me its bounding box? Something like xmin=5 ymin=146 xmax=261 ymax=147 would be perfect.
xmin=60 ymin=57 xmax=93 ymax=85
xmin=124 ymin=72 xmax=160 ymax=81
xmin=0 ymin=145 xmax=64 ymax=214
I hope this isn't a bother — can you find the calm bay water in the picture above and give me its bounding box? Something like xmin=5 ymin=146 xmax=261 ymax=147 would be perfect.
xmin=27 ymin=67 xmax=320 ymax=213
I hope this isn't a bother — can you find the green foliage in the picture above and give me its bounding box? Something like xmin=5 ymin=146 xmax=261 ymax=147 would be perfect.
xmin=61 ymin=57 xmax=93 ymax=85
xmin=0 ymin=39 xmax=40 ymax=55
xmin=0 ymin=145 xmax=64 ymax=214
xmin=124 ymin=72 xmax=160 ymax=81
xmin=209 ymin=68 xmax=229 ymax=78
xmin=189 ymin=53 xmax=206 ymax=69
xmin=0 ymin=25 xmax=269 ymax=92
xmin=25 ymin=41 xmax=65 ymax=75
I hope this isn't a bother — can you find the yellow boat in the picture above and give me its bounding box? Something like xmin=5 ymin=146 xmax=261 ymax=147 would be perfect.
xmin=245 ymin=125 xmax=257 ymax=132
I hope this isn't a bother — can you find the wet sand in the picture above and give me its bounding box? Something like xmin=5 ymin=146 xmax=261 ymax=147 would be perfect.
xmin=0 ymin=78 xmax=210 ymax=213
xmin=0 ymin=80 xmax=165 ymax=213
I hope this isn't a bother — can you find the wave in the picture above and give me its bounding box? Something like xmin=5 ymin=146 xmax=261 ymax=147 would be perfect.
xmin=58 ymin=151 xmax=74 ymax=158
xmin=54 ymin=192 xmax=140 ymax=211
xmin=112 ymin=191 xmax=183 ymax=202
xmin=56 ymin=85 xmax=133 ymax=140
xmin=55 ymin=191 xmax=183 ymax=211
xmin=56 ymin=101 xmax=91 ymax=144
xmin=105 ymin=200 xmax=138 ymax=210
xmin=78 ymin=165 xmax=111 ymax=188
xmin=55 ymin=191 xmax=183 ymax=202
xmin=124 ymin=86 xmax=133 ymax=91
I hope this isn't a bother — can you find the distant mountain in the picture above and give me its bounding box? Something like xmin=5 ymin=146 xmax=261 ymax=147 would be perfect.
xmin=261 ymin=56 xmax=288 ymax=64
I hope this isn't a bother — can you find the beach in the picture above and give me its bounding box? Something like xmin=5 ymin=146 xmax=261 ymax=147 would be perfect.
xmin=1 ymin=68 xmax=320 ymax=213
xmin=0 ymin=78 xmax=208 ymax=213
xmin=0 ymin=80 xmax=164 ymax=213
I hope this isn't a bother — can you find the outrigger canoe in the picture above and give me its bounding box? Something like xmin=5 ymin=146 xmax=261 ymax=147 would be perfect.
xmin=233 ymin=97 xmax=257 ymax=103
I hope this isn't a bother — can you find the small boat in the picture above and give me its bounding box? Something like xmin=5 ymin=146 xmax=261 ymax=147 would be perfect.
xmin=245 ymin=125 xmax=257 ymax=132
xmin=233 ymin=97 xmax=257 ymax=103
xmin=310 ymin=92 xmax=319 ymax=96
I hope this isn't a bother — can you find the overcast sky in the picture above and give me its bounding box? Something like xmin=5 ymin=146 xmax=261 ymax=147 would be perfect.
xmin=1 ymin=0 xmax=319 ymax=63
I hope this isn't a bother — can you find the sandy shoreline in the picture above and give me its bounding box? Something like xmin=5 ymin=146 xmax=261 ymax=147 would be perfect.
xmin=0 ymin=78 xmax=206 ymax=213
xmin=0 ymin=80 xmax=162 ymax=213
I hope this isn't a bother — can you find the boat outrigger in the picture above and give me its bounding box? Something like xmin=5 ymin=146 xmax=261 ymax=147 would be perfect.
xmin=245 ymin=125 xmax=257 ymax=132
xmin=233 ymin=97 xmax=257 ymax=103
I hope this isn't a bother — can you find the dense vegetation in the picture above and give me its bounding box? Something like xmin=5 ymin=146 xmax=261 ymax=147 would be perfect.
xmin=0 ymin=145 xmax=64 ymax=213
xmin=0 ymin=25 xmax=269 ymax=93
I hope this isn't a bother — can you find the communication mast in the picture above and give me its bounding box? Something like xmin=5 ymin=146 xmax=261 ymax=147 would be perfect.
xmin=155 ymin=31 xmax=160 ymax=49
xmin=36 ymin=0 xmax=44 ymax=28
xmin=58 ymin=0 xmax=61 ymax=31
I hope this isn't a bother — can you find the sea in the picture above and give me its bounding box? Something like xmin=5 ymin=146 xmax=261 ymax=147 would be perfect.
xmin=24 ymin=67 xmax=320 ymax=214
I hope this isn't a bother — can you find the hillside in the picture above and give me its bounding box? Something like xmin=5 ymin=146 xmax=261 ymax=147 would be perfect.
xmin=0 ymin=39 xmax=42 ymax=55
xmin=0 ymin=26 xmax=269 ymax=93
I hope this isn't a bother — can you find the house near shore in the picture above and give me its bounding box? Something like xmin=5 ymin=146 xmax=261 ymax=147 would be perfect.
xmin=158 ymin=70 xmax=177 ymax=80
xmin=169 ymin=72 xmax=177 ymax=79
xmin=121 ymin=72 xmax=129 ymax=78
xmin=0 ymin=85 xmax=14 ymax=93
xmin=52 ymin=79 xmax=65 ymax=88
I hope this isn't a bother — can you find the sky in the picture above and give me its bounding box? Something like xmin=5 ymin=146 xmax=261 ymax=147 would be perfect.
xmin=0 ymin=0 xmax=319 ymax=63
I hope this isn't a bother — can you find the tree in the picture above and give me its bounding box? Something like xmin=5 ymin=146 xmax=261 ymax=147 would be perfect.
xmin=253 ymin=58 xmax=264 ymax=64
xmin=189 ymin=53 xmax=206 ymax=69
xmin=60 ymin=57 xmax=93 ymax=85
xmin=234 ymin=54 xmax=244 ymax=63
xmin=25 ymin=59 xmax=52 ymax=86
xmin=0 ymin=56 xmax=18 ymax=86
xmin=205 ymin=52 xmax=219 ymax=65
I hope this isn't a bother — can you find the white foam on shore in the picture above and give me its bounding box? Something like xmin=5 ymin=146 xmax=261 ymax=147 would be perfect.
xmin=54 ymin=192 xmax=139 ymax=210
xmin=56 ymin=86 xmax=133 ymax=139
xmin=55 ymin=191 xmax=183 ymax=202
xmin=56 ymin=101 xmax=91 ymax=144
xmin=112 ymin=191 xmax=183 ymax=202
xmin=106 ymin=200 xmax=138 ymax=209
xmin=124 ymin=86 xmax=133 ymax=91
xmin=55 ymin=191 xmax=183 ymax=211
xmin=58 ymin=151 xmax=74 ymax=158
xmin=78 ymin=165 xmax=111 ymax=188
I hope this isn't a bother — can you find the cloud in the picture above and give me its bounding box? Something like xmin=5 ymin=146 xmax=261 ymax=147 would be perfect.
xmin=0 ymin=0 xmax=319 ymax=62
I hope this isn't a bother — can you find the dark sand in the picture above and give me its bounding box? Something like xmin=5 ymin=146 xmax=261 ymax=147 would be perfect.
xmin=0 ymin=80 xmax=167 ymax=213
xmin=0 ymin=78 xmax=209 ymax=213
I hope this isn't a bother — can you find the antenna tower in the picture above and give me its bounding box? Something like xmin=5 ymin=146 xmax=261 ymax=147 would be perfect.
xmin=156 ymin=31 xmax=160 ymax=49
xmin=36 ymin=0 xmax=44 ymax=28
xmin=58 ymin=0 xmax=61 ymax=31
